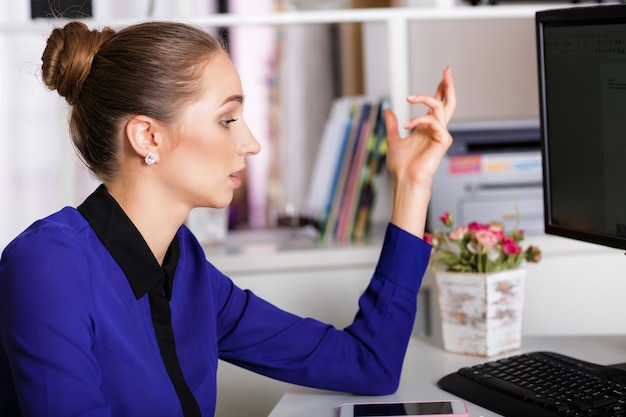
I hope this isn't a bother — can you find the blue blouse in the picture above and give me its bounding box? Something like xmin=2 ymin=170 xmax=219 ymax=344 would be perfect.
xmin=0 ymin=185 xmax=431 ymax=417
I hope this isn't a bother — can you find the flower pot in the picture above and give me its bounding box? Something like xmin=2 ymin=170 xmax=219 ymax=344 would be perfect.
xmin=435 ymin=267 xmax=526 ymax=357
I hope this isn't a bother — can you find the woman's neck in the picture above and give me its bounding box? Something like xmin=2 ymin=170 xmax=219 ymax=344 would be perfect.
xmin=105 ymin=181 xmax=189 ymax=265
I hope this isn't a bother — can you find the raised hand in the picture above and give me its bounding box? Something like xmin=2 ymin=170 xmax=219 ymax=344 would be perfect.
xmin=384 ymin=67 xmax=456 ymax=238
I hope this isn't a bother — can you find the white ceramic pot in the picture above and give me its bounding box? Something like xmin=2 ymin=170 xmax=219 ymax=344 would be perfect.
xmin=435 ymin=267 xmax=527 ymax=357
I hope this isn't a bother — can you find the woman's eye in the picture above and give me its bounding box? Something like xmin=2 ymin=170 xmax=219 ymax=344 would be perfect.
xmin=220 ymin=118 xmax=238 ymax=128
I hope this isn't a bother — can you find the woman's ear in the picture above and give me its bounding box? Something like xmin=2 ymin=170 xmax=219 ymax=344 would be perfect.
xmin=126 ymin=116 xmax=159 ymax=164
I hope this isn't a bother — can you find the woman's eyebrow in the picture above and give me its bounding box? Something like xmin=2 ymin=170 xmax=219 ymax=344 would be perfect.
xmin=220 ymin=94 xmax=244 ymax=107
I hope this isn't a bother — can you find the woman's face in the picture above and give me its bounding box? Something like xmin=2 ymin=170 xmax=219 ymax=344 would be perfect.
xmin=159 ymin=52 xmax=260 ymax=210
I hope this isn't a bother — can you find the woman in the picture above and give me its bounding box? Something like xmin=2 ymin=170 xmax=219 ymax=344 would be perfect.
xmin=0 ymin=20 xmax=455 ymax=417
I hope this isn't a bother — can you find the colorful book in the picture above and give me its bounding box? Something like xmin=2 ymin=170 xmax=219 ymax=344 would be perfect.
xmin=304 ymin=97 xmax=353 ymax=223
xmin=321 ymin=98 xmax=368 ymax=242
xmin=335 ymin=101 xmax=379 ymax=241
xmin=306 ymin=96 xmax=390 ymax=242
xmin=352 ymin=98 xmax=389 ymax=241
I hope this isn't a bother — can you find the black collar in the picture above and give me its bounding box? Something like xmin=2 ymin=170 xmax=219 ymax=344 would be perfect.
xmin=78 ymin=184 xmax=180 ymax=300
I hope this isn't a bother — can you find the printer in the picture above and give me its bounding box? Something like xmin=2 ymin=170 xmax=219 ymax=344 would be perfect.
xmin=428 ymin=119 xmax=544 ymax=235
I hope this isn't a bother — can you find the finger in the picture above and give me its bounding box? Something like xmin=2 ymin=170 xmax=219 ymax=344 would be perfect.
xmin=384 ymin=108 xmax=401 ymax=143
xmin=407 ymin=117 xmax=454 ymax=153
xmin=433 ymin=71 xmax=447 ymax=102
xmin=430 ymin=67 xmax=456 ymax=124
xmin=441 ymin=67 xmax=457 ymax=123
xmin=404 ymin=95 xmax=446 ymax=129
xmin=404 ymin=115 xmax=447 ymax=141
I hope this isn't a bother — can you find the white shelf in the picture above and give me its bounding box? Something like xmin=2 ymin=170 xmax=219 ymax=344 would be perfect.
xmin=204 ymin=227 xmax=621 ymax=276
xmin=0 ymin=5 xmax=569 ymax=32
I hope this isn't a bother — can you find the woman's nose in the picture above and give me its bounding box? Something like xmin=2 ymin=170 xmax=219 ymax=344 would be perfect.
xmin=241 ymin=122 xmax=261 ymax=155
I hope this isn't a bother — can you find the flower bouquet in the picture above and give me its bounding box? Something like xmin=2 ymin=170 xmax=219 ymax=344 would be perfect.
xmin=425 ymin=212 xmax=542 ymax=273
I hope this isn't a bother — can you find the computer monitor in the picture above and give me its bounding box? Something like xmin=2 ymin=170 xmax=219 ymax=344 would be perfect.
xmin=536 ymin=4 xmax=626 ymax=250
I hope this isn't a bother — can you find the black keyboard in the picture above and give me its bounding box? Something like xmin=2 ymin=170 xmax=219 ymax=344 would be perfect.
xmin=437 ymin=351 xmax=626 ymax=417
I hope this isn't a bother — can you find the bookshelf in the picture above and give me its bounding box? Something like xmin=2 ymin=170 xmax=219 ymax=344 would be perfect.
xmin=1 ymin=4 xmax=572 ymax=248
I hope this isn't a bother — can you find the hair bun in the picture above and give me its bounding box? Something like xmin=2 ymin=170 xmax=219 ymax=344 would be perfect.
xmin=41 ymin=21 xmax=115 ymax=105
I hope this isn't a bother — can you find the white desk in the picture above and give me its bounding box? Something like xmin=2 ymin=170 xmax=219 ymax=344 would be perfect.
xmin=267 ymin=335 xmax=626 ymax=417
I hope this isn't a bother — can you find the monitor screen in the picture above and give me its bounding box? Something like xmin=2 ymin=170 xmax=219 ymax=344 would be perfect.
xmin=536 ymin=4 xmax=626 ymax=250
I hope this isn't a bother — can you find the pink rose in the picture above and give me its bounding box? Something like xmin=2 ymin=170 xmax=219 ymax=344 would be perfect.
xmin=439 ymin=212 xmax=454 ymax=228
xmin=475 ymin=230 xmax=498 ymax=247
xmin=468 ymin=221 xmax=489 ymax=232
xmin=449 ymin=226 xmax=468 ymax=241
xmin=502 ymin=236 xmax=521 ymax=254
xmin=489 ymin=224 xmax=504 ymax=239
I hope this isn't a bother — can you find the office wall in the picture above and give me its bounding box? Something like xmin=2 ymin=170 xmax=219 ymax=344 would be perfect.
xmin=0 ymin=25 xmax=83 ymax=249
xmin=364 ymin=16 xmax=538 ymax=122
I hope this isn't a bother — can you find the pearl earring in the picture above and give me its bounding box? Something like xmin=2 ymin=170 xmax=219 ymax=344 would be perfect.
xmin=145 ymin=152 xmax=158 ymax=166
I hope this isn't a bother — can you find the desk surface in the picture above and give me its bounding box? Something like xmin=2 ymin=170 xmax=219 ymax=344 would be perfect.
xmin=267 ymin=335 xmax=626 ymax=417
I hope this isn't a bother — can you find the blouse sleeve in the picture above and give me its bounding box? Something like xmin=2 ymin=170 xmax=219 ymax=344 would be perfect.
xmin=0 ymin=225 xmax=111 ymax=417
xmin=214 ymin=223 xmax=431 ymax=395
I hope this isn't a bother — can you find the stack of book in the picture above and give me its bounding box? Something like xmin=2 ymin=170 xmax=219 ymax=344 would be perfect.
xmin=305 ymin=97 xmax=389 ymax=242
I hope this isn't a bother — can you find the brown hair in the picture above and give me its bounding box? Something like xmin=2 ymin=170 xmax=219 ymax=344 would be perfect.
xmin=41 ymin=21 xmax=226 ymax=182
